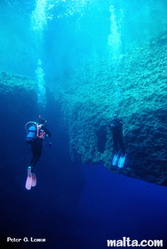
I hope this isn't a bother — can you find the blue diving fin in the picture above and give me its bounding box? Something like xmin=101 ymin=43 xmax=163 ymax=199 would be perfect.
xmin=118 ymin=154 xmax=126 ymax=168
xmin=112 ymin=151 xmax=120 ymax=166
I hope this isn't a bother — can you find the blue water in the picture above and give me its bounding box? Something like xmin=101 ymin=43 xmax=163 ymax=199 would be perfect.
xmin=0 ymin=96 xmax=167 ymax=248
xmin=1 ymin=155 xmax=167 ymax=248
xmin=1 ymin=0 xmax=167 ymax=248
xmin=79 ymin=164 xmax=167 ymax=247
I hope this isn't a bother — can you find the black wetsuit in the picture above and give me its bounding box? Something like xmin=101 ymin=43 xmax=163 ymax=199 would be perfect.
xmin=109 ymin=118 xmax=125 ymax=154
xmin=30 ymin=125 xmax=51 ymax=170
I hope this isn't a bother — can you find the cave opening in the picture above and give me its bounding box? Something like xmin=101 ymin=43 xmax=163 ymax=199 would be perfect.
xmin=97 ymin=126 xmax=107 ymax=154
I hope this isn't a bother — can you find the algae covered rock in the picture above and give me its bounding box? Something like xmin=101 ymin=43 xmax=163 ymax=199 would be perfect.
xmin=0 ymin=71 xmax=36 ymax=93
xmin=59 ymin=37 xmax=167 ymax=185
xmin=1 ymin=36 xmax=167 ymax=186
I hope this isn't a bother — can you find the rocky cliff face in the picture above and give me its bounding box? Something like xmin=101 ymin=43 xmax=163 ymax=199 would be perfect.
xmin=59 ymin=35 xmax=167 ymax=185
xmin=1 ymin=34 xmax=167 ymax=186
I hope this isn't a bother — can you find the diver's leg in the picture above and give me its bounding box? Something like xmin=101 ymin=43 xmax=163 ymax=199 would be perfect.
xmin=31 ymin=155 xmax=41 ymax=169
xmin=118 ymin=135 xmax=125 ymax=155
xmin=29 ymin=141 xmax=42 ymax=170
xmin=113 ymin=134 xmax=118 ymax=154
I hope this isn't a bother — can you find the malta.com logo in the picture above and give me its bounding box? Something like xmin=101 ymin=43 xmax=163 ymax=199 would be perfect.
xmin=107 ymin=237 xmax=163 ymax=247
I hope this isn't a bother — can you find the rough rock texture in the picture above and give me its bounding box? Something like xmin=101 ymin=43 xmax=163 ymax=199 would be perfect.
xmin=0 ymin=71 xmax=35 ymax=93
xmin=58 ymin=34 xmax=167 ymax=185
xmin=1 ymin=35 xmax=167 ymax=186
xmin=0 ymin=72 xmax=38 ymax=171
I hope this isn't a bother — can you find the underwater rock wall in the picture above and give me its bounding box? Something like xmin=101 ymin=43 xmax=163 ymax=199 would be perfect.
xmin=0 ymin=71 xmax=38 ymax=169
xmin=1 ymin=34 xmax=167 ymax=185
xmin=0 ymin=71 xmax=35 ymax=92
xmin=59 ymin=35 xmax=167 ymax=185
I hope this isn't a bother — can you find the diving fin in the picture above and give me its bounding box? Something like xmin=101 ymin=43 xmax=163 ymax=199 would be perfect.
xmin=112 ymin=151 xmax=120 ymax=166
xmin=118 ymin=154 xmax=126 ymax=168
xmin=31 ymin=173 xmax=37 ymax=187
xmin=25 ymin=167 xmax=32 ymax=190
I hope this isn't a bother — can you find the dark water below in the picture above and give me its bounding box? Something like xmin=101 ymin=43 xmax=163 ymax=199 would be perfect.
xmin=0 ymin=89 xmax=167 ymax=249
xmin=1 ymin=149 xmax=167 ymax=248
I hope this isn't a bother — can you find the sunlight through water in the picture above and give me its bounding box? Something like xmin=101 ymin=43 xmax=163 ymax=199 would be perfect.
xmin=30 ymin=0 xmax=48 ymax=111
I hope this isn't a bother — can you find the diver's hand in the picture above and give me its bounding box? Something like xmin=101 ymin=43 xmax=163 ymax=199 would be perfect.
xmin=108 ymin=123 xmax=114 ymax=130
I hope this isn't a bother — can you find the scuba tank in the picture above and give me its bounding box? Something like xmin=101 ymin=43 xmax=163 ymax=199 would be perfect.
xmin=26 ymin=124 xmax=37 ymax=144
xmin=25 ymin=116 xmax=46 ymax=144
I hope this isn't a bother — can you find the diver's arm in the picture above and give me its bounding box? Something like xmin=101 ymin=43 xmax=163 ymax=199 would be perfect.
xmin=42 ymin=126 xmax=51 ymax=137
xmin=108 ymin=120 xmax=115 ymax=130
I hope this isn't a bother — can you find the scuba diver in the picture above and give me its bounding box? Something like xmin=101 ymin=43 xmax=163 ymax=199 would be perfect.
xmin=25 ymin=115 xmax=51 ymax=190
xmin=108 ymin=113 xmax=126 ymax=168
